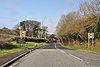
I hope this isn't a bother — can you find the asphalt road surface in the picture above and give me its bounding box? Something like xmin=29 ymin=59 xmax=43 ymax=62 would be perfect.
xmin=10 ymin=43 xmax=100 ymax=67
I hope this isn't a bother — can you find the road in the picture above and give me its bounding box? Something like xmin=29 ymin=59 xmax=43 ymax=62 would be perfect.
xmin=10 ymin=43 xmax=100 ymax=67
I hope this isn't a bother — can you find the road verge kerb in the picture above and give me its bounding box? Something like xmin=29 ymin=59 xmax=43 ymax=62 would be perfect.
xmin=1 ymin=44 xmax=49 ymax=67
xmin=1 ymin=50 xmax=31 ymax=67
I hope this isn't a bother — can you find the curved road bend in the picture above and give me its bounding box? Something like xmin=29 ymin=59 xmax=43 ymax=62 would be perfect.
xmin=10 ymin=43 xmax=100 ymax=67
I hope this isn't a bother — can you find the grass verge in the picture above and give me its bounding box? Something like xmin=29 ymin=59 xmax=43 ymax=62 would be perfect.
xmin=0 ymin=48 xmax=25 ymax=57
xmin=59 ymin=42 xmax=100 ymax=54
xmin=0 ymin=42 xmax=47 ymax=57
xmin=11 ymin=42 xmax=47 ymax=49
xmin=65 ymin=45 xmax=100 ymax=54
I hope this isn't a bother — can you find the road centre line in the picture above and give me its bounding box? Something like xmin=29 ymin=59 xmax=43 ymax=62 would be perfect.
xmin=55 ymin=43 xmax=57 ymax=49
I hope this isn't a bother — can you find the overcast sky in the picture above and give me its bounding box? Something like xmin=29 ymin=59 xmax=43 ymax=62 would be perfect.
xmin=0 ymin=0 xmax=84 ymax=34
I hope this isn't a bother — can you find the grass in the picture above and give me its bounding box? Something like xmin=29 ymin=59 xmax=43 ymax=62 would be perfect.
xmin=65 ymin=45 xmax=100 ymax=54
xmin=60 ymin=42 xmax=100 ymax=54
xmin=0 ymin=42 xmax=47 ymax=57
xmin=11 ymin=42 xmax=47 ymax=48
xmin=0 ymin=48 xmax=25 ymax=57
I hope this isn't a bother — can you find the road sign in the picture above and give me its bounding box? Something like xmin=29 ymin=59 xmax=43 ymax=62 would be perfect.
xmin=88 ymin=33 xmax=94 ymax=38
xmin=88 ymin=33 xmax=94 ymax=48
xmin=20 ymin=30 xmax=26 ymax=37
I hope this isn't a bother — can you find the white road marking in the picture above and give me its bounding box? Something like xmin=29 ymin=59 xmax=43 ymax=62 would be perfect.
xmin=86 ymin=62 xmax=90 ymax=64
xmin=55 ymin=43 xmax=57 ymax=49
xmin=69 ymin=54 xmax=83 ymax=61
xmin=58 ymin=49 xmax=66 ymax=54
xmin=55 ymin=43 xmax=83 ymax=61
xmin=55 ymin=44 xmax=68 ymax=55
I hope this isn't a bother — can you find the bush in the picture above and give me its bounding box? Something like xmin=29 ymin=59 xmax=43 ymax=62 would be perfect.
xmin=0 ymin=34 xmax=17 ymax=48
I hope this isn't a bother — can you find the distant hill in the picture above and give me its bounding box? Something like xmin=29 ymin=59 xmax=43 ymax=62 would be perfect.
xmin=0 ymin=27 xmax=17 ymax=35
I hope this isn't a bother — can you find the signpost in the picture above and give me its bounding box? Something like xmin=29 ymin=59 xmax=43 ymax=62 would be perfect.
xmin=88 ymin=33 xmax=94 ymax=48
xmin=17 ymin=30 xmax=26 ymax=46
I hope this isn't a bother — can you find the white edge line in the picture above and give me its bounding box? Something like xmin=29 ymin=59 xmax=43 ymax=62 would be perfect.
xmin=55 ymin=43 xmax=67 ymax=54
xmin=69 ymin=54 xmax=83 ymax=61
xmin=55 ymin=43 xmax=83 ymax=61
